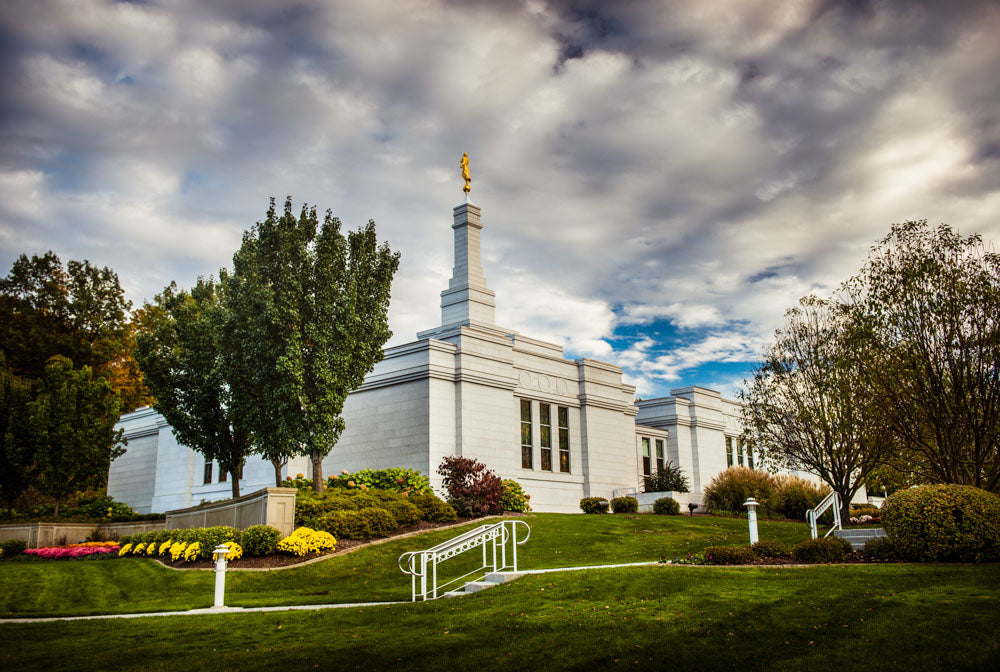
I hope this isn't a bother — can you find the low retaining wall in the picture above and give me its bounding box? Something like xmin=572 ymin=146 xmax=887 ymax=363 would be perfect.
xmin=165 ymin=487 xmax=297 ymax=537
xmin=636 ymin=491 xmax=702 ymax=513
xmin=0 ymin=520 xmax=167 ymax=548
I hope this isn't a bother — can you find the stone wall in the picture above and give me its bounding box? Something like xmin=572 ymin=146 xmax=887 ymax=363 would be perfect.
xmin=0 ymin=520 xmax=166 ymax=548
xmin=164 ymin=486 xmax=297 ymax=537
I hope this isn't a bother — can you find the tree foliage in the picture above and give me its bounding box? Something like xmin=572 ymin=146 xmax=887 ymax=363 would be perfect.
xmin=27 ymin=356 xmax=125 ymax=517
xmin=843 ymin=220 xmax=1000 ymax=492
xmin=0 ymin=360 xmax=34 ymax=514
xmin=0 ymin=251 xmax=151 ymax=411
xmin=741 ymin=296 xmax=894 ymax=519
xmin=135 ymin=279 xmax=252 ymax=498
xmin=223 ymin=198 xmax=400 ymax=491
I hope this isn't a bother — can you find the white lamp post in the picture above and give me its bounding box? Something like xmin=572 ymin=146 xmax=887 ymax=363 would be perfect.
xmin=744 ymin=497 xmax=760 ymax=545
xmin=212 ymin=545 xmax=231 ymax=608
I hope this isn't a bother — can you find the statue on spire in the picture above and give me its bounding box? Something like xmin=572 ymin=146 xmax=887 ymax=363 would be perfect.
xmin=460 ymin=152 xmax=471 ymax=193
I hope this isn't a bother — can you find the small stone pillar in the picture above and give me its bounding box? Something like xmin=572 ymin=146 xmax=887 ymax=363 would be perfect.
xmin=212 ymin=545 xmax=231 ymax=608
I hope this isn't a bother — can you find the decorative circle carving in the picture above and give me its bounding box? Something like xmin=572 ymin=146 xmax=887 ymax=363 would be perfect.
xmin=538 ymin=375 xmax=550 ymax=392
xmin=556 ymin=379 xmax=569 ymax=396
xmin=519 ymin=371 xmax=532 ymax=388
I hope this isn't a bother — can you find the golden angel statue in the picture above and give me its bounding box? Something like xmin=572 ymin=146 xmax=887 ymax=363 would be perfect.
xmin=461 ymin=152 xmax=471 ymax=193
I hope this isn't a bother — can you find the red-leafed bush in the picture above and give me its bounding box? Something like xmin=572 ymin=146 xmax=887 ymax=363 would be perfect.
xmin=437 ymin=456 xmax=504 ymax=518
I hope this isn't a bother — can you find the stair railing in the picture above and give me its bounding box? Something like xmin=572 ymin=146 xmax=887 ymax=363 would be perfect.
xmin=806 ymin=491 xmax=842 ymax=539
xmin=397 ymin=519 xmax=530 ymax=602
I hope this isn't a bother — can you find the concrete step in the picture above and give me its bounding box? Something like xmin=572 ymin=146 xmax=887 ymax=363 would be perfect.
xmin=833 ymin=527 xmax=887 ymax=550
xmin=484 ymin=572 xmax=523 ymax=584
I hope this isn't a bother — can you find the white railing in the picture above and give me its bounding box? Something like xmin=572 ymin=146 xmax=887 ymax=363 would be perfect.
xmin=397 ymin=519 xmax=530 ymax=601
xmin=807 ymin=491 xmax=842 ymax=539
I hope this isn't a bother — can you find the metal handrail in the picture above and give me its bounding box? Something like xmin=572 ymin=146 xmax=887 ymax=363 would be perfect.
xmin=806 ymin=491 xmax=842 ymax=539
xmin=398 ymin=519 xmax=530 ymax=601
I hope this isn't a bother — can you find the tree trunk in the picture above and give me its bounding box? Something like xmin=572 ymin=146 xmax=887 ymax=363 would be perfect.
xmin=311 ymin=452 xmax=325 ymax=493
xmin=53 ymin=501 xmax=60 ymax=518
xmin=231 ymin=473 xmax=240 ymax=499
xmin=271 ymin=458 xmax=284 ymax=487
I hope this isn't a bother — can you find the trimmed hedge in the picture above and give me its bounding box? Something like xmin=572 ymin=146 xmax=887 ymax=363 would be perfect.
xmin=1 ymin=539 xmax=27 ymax=557
xmin=610 ymin=496 xmax=638 ymax=514
xmin=653 ymin=497 xmax=680 ymax=515
xmin=316 ymin=508 xmax=398 ymax=540
xmin=579 ymin=497 xmax=608 ymax=514
xmin=500 ymin=479 xmax=532 ymax=513
xmin=705 ymin=545 xmax=755 ymax=565
xmin=119 ymin=526 xmax=243 ymax=560
xmin=751 ymin=539 xmax=790 ymax=559
xmin=860 ymin=536 xmax=902 ymax=562
xmin=241 ymin=525 xmax=281 ymax=557
xmin=881 ymin=484 xmax=1000 ymax=562
xmin=409 ymin=493 xmax=458 ymax=523
xmin=792 ymin=536 xmax=852 ymax=563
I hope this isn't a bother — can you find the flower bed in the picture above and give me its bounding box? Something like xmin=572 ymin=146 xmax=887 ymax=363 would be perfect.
xmin=24 ymin=542 xmax=120 ymax=560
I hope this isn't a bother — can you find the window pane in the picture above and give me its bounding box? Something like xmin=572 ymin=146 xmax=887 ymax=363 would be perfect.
xmin=520 ymin=399 xmax=533 ymax=469
xmin=737 ymin=439 xmax=745 ymax=466
xmin=520 ymin=399 xmax=531 ymax=422
xmin=541 ymin=448 xmax=552 ymax=471
xmin=540 ymin=403 xmax=551 ymax=448
xmin=558 ymin=406 xmax=568 ymax=428
xmin=642 ymin=437 xmax=650 ymax=457
xmin=559 ymin=450 xmax=569 ymax=473
xmin=726 ymin=437 xmax=734 ymax=467
xmin=559 ymin=427 xmax=569 ymax=451
xmin=203 ymin=462 xmax=213 ymax=485
xmin=522 ymin=445 xmax=532 ymax=469
xmin=540 ymin=404 xmax=550 ymax=425
xmin=541 ymin=425 xmax=551 ymax=447
xmin=219 ymin=469 xmax=227 ymax=482
xmin=521 ymin=422 xmax=531 ymax=445
xmin=656 ymin=440 xmax=664 ymax=460
xmin=643 ymin=456 xmax=651 ymax=476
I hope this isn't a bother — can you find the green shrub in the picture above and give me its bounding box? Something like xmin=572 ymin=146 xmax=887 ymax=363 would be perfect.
xmin=316 ymin=508 xmax=398 ymax=540
xmin=327 ymin=467 xmax=432 ymax=494
xmin=579 ymin=497 xmax=608 ymax=514
xmin=500 ymin=479 xmax=532 ymax=513
xmin=409 ymin=493 xmax=458 ymax=523
xmin=378 ymin=499 xmax=422 ymax=528
xmin=860 ymin=536 xmax=902 ymax=562
xmin=190 ymin=526 xmax=242 ymax=560
xmin=850 ymin=504 xmax=881 ymax=518
xmin=642 ymin=462 xmax=691 ymax=494
xmin=703 ymin=467 xmax=777 ymax=516
xmin=242 ymin=525 xmax=282 ymax=557
xmin=610 ymin=496 xmax=638 ymax=514
xmin=771 ymin=475 xmax=830 ymax=521
xmin=704 ymin=545 xmax=755 ymax=565
xmin=751 ymin=539 xmax=790 ymax=559
xmin=652 ymin=497 xmax=680 ymax=515
xmin=1 ymin=539 xmax=27 ymax=557
xmin=792 ymin=537 xmax=852 ymax=563
xmin=881 ymin=484 xmax=1000 ymax=562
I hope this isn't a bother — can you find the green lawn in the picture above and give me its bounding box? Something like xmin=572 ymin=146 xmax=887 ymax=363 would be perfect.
xmin=0 ymin=513 xmax=811 ymax=617
xmin=2 ymin=564 xmax=998 ymax=672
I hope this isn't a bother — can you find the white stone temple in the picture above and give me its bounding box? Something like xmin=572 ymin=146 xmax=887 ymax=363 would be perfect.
xmin=108 ymin=192 xmax=797 ymax=514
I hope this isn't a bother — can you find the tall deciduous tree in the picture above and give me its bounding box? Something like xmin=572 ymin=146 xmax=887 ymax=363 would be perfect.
xmin=224 ymin=197 xmax=399 ymax=492
xmin=0 ymin=252 xmax=151 ymax=411
xmin=29 ymin=356 xmax=125 ymax=517
xmin=843 ymin=220 xmax=1000 ymax=492
xmin=0 ymin=358 xmax=34 ymax=516
xmin=135 ymin=280 xmax=252 ymax=498
xmin=741 ymin=296 xmax=894 ymax=520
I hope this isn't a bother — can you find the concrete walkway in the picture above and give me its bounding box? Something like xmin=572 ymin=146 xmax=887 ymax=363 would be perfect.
xmin=0 ymin=561 xmax=663 ymax=624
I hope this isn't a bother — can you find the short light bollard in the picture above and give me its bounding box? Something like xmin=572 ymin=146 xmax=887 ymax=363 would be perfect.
xmin=212 ymin=545 xmax=231 ymax=609
xmin=744 ymin=497 xmax=759 ymax=545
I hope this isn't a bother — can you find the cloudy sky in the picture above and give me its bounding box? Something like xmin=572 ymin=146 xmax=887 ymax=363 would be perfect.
xmin=2 ymin=0 xmax=999 ymax=399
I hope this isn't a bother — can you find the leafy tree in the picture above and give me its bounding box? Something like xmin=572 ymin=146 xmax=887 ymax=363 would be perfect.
xmin=29 ymin=356 xmax=125 ymax=517
xmin=741 ymin=296 xmax=894 ymax=520
xmin=642 ymin=461 xmax=690 ymax=493
xmin=224 ymin=198 xmax=400 ymax=492
xmin=0 ymin=252 xmax=150 ymax=411
xmin=843 ymin=221 xmax=1000 ymax=492
xmin=0 ymin=359 xmax=34 ymax=516
xmin=135 ymin=279 xmax=252 ymax=498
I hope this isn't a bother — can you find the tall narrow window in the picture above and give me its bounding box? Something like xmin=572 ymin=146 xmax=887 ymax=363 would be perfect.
xmin=725 ymin=437 xmax=734 ymax=467
xmin=203 ymin=461 xmax=213 ymax=485
xmin=520 ymin=399 xmax=533 ymax=469
xmin=642 ymin=437 xmax=651 ymax=476
xmin=737 ymin=439 xmax=745 ymax=466
xmin=219 ymin=468 xmax=227 ymax=482
xmin=655 ymin=439 xmax=665 ymax=472
xmin=558 ymin=406 xmax=570 ymax=473
xmin=747 ymin=445 xmax=754 ymax=470
xmin=539 ymin=403 xmax=552 ymax=471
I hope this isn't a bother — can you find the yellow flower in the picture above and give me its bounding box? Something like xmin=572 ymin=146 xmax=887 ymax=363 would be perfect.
xmin=158 ymin=540 xmax=172 ymax=556
xmin=146 ymin=542 xmax=158 ymax=556
xmin=220 ymin=541 xmax=243 ymax=561
xmin=169 ymin=542 xmax=188 ymax=562
xmin=184 ymin=542 xmax=201 ymax=562
xmin=118 ymin=543 xmax=133 ymax=557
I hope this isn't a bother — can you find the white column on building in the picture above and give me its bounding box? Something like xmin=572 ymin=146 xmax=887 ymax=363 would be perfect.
xmin=440 ymin=202 xmax=496 ymax=328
